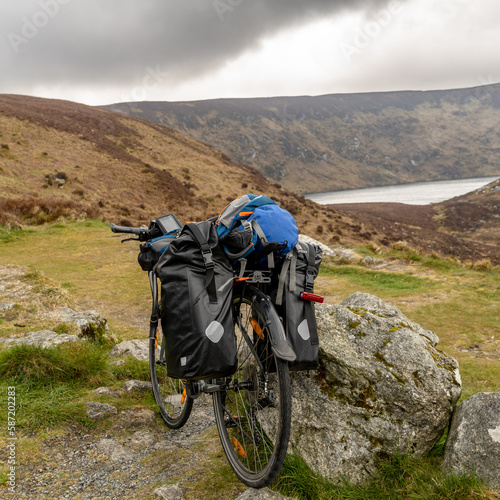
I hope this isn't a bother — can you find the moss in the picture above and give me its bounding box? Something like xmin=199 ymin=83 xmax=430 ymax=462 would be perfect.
xmin=373 ymin=351 xmax=395 ymax=369
xmin=357 ymin=331 xmax=367 ymax=337
xmin=412 ymin=370 xmax=422 ymax=387
xmin=389 ymin=325 xmax=401 ymax=333
xmin=347 ymin=307 xmax=367 ymax=317
xmin=314 ymin=365 xmax=378 ymax=410
xmin=349 ymin=320 xmax=361 ymax=329
xmin=390 ymin=371 xmax=406 ymax=385
xmin=368 ymin=435 xmax=384 ymax=448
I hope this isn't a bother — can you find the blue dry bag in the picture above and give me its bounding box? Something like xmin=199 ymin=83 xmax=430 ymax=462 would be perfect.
xmin=216 ymin=194 xmax=299 ymax=268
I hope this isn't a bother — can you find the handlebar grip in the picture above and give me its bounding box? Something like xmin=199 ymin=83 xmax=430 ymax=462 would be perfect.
xmin=110 ymin=223 xmax=143 ymax=236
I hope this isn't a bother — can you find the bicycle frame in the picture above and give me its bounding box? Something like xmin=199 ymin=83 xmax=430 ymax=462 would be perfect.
xmin=147 ymin=269 xmax=296 ymax=400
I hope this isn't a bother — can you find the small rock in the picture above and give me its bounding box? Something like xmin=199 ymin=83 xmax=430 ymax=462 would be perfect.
xmin=118 ymin=407 xmax=156 ymax=428
xmin=0 ymin=302 xmax=15 ymax=311
xmin=0 ymin=330 xmax=80 ymax=348
xmin=130 ymin=429 xmax=156 ymax=449
xmin=443 ymin=392 xmax=500 ymax=491
xmin=153 ymin=483 xmax=184 ymax=500
xmin=92 ymin=387 xmax=121 ymax=398
xmin=111 ymin=359 xmax=126 ymax=366
xmin=154 ymin=440 xmax=174 ymax=451
xmin=330 ymin=246 xmax=360 ymax=261
xmin=86 ymin=401 xmax=118 ymax=420
xmin=236 ymin=487 xmax=295 ymax=500
xmin=124 ymin=380 xmax=153 ymax=394
xmin=96 ymin=439 xmax=134 ymax=462
xmin=57 ymin=307 xmax=109 ymax=340
xmin=109 ymin=339 xmax=150 ymax=361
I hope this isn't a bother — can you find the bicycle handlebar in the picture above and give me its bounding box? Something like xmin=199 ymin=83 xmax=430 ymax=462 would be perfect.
xmin=110 ymin=223 xmax=143 ymax=236
xmin=110 ymin=223 xmax=161 ymax=241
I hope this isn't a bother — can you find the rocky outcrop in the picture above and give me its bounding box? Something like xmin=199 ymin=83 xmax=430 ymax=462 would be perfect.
xmin=109 ymin=338 xmax=150 ymax=361
xmin=86 ymin=402 xmax=118 ymax=421
xmin=443 ymin=392 xmax=500 ymax=491
xmin=57 ymin=307 xmax=109 ymax=341
xmin=290 ymin=292 xmax=461 ymax=484
xmin=299 ymin=234 xmax=360 ymax=261
xmin=124 ymin=380 xmax=153 ymax=394
xmin=0 ymin=330 xmax=80 ymax=348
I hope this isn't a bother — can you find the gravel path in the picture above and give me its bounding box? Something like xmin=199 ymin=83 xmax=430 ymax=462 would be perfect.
xmin=4 ymin=395 xmax=222 ymax=499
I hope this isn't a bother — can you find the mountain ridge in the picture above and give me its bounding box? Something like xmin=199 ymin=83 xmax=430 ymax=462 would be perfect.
xmin=102 ymin=83 xmax=500 ymax=194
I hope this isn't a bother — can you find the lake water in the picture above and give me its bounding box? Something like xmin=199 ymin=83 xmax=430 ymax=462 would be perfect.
xmin=306 ymin=176 xmax=500 ymax=205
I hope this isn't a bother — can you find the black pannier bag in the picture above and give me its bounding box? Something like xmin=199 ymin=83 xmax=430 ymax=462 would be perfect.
xmin=156 ymin=221 xmax=237 ymax=380
xmin=273 ymin=242 xmax=323 ymax=371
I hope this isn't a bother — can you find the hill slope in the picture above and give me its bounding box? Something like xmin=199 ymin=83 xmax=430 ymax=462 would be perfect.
xmin=1 ymin=94 xmax=498 ymax=264
xmin=332 ymin=178 xmax=500 ymax=264
xmin=103 ymin=84 xmax=500 ymax=194
xmin=0 ymin=94 xmax=362 ymax=243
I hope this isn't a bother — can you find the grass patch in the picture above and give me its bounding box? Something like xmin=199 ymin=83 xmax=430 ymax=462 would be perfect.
xmin=273 ymin=452 xmax=496 ymax=500
xmin=320 ymin=264 xmax=433 ymax=295
xmin=0 ymin=225 xmax=34 ymax=243
xmin=0 ymin=220 xmax=151 ymax=341
xmin=0 ymin=342 xmax=110 ymax=389
xmin=4 ymin=384 xmax=93 ymax=430
xmin=0 ymin=342 xmax=113 ymax=431
xmin=0 ymin=341 xmax=157 ymax=432
xmin=111 ymin=357 xmax=150 ymax=381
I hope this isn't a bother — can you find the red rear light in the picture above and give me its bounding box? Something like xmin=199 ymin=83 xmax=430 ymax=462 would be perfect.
xmin=300 ymin=291 xmax=324 ymax=303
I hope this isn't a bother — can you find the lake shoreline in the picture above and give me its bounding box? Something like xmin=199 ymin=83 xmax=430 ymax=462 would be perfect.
xmin=306 ymin=175 xmax=500 ymax=205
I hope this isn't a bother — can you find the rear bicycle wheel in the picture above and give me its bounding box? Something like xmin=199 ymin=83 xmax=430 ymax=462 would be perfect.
xmin=213 ymin=285 xmax=292 ymax=488
xmin=149 ymin=330 xmax=193 ymax=429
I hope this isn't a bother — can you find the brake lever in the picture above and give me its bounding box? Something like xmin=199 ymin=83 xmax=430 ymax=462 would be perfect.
xmin=121 ymin=237 xmax=140 ymax=243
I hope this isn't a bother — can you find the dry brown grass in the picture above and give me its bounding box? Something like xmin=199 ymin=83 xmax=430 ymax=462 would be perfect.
xmin=0 ymin=96 xmax=367 ymax=249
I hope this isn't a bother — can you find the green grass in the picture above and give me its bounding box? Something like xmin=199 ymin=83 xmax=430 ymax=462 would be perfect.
xmin=0 ymin=342 xmax=110 ymax=389
xmin=0 ymin=342 xmax=113 ymax=431
xmin=0 ymin=225 xmax=34 ymax=243
xmin=0 ymin=220 xmax=150 ymax=340
xmin=111 ymin=356 xmax=150 ymax=381
xmin=273 ymin=452 xmax=495 ymax=500
xmin=320 ymin=264 xmax=435 ymax=295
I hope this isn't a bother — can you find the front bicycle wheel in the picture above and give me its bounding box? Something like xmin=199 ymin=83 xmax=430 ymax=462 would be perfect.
xmin=150 ymin=330 xmax=193 ymax=429
xmin=213 ymin=285 xmax=292 ymax=488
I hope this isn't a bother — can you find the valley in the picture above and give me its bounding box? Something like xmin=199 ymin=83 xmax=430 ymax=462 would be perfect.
xmin=103 ymin=83 xmax=500 ymax=194
xmin=1 ymin=94 xmax=499 ymax=265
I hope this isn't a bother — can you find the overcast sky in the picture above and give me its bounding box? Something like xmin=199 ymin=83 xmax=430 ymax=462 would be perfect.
xmin=1 ymin=0 xmax=499 ymax=106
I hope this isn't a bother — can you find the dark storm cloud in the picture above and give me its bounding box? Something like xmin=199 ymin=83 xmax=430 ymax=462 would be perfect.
xmin=0 ymin=0 xmax=398 ymax=91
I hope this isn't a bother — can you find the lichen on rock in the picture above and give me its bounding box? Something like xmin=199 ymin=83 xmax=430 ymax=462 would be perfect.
xmin=290 ymin=292 xmax=461 ymax=485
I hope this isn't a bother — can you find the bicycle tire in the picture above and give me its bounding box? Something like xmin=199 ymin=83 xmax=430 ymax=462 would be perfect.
xmin=149 ymin=331 xmax=193 ymax=429
xmin=213 ymin=284 xmax=292 ymax=488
